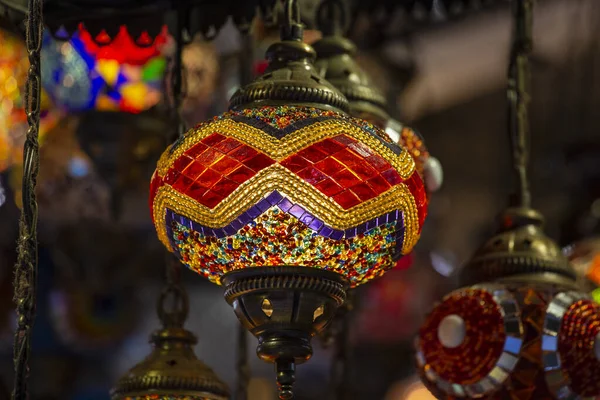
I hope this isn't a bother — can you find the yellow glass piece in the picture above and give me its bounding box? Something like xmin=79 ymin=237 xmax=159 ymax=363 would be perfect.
xmin=313 ymin=305 xmax=324 ymax=321
xmin=261 ymin=299 xmax=273 ymax=318
xmin=96 ymin=59 xmax=121 ymax=86
xmin=120 ymin=82 xmax=149 ymax=111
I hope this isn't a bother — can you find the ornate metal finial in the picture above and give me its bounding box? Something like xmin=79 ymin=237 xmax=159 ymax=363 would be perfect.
xmin=12 ymin=0 xmax=43 ymax=398
xmin=229 ymin=0 xmax=348 ymax=112
xmin=111 ymin=281 xmax=230 ymax=400
xmin=313 ymin=0 xmax=389 ymax=125
xmin=458 ymin=0 xmax=577 ymax=289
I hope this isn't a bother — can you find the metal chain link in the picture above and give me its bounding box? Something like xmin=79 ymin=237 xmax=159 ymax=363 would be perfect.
xmin=507 ymin=0 xmax=533 ymax=208
xmin=160 ymin=4 xmax=188 ymax=328
xmin=12 ymin=0 xmax=43 ymax=399
xmin=169 ymin=5 xmax=187 ymax=143
xmin=329 ymin=292 xmax=354 ymax=400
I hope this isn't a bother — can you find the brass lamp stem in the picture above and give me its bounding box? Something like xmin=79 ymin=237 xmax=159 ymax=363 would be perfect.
xmin=507 ymin=0 xmax=533 ymax=209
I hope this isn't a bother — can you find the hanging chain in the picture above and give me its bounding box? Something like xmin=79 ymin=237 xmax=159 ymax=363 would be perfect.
xmin=280 ymin=0 xmax=302 ymax=41
xmin=329 ymin=292 xmax=354 ymax=400
xmin=507 ymin=0 xmax=533 ymax=208
xmin=161 ymin=4 xmax=188 ymax=328
xmin=169 ymin=5 xmax=187 ymax=143
xmin=316 ymin=0 xmax=347 ymax=37
xmin=12 ymin=0 xmax=43 ymax=399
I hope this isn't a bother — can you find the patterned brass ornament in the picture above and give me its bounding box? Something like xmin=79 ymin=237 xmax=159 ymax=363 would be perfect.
xmin=111 ymin=286 xmax=230 ymax=400
xmin=459 ymin=207 xmax=578 ymax=289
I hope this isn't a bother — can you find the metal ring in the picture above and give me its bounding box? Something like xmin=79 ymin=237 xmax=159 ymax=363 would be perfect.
xmin=542 ymin=291 xmax=600 ymax=400
xmin=416 ymin=283 xmax=524 ymax=398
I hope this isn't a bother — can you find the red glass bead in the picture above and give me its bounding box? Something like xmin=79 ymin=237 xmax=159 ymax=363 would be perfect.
xmin=173 ymin=175 xmax=193 ymax=192
xmin=183 ymin=161 xmax=207 ymax=180
xmin=281 ymin=154 xmax=312 ymax=173
xmin=199 ymin=190 xmax=224 ymax=208
xmin=316 ymin=138 xmax=345 ymax=154
xmin=196 ymin=148 xmax=225 ymax=166
xmin=349 ymin=142 xmax=374 ymax=158
xmin=164 ymin=169 xmax=181 ymax=185
xmin=367 ymin=175 xmax=391 ymax=194
xmin=366 ymin=155 xmax=392 ymax=172
xmin=244 ymin=154 xmax=275 ymax=171
xmin=314 ymin=157 xmax=344 ymax=176
xmin=381 ymin=169 xmax=402 ymax=185
xmin=211 ymin=156 xmax=240 ymax=175
xmin=297 ymin=167 xmax=327 ymax=185
xmin=298 ymin=145 xmax=329 ymax=163
xmin=173 ymin=154 xmax=194 ymax=172
xmin=333 ymin=190 xmax=361 ymax=209
xmin=227 ymin=165 xmax=256 ymax=184
xmin=201 ymin=133 xmax=226 ymax=146
xmin=197 ymin=168 xmax=222 ymax=189
xmin=331 ymin=134 xmax=355 ymax=146
xmin=212 ymin=178 xmax=239 ymax=197
xmin=332 ymin=148 xmax=362 ymax=168
xmin=349 ymin=162 xmax=378 ymax=180
xmin=315 ymin=178 xmax=344 ymax=197
xmin=332 ymin=169 xmax=362 ymax=189
xmin=229 ymin=145 xmax=259 ymax=162
xmin=185 ymin=142 xmax=208 ymax=158
xmin=213 ymin=137 xmax=243 ymax=154
xmin=350 ymin=182 xmax=377 ymax=201
xmin=186 ymin=182 xmax=208 ymax=201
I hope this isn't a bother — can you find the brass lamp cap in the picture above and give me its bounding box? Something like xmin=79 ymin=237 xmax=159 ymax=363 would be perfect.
xmin=111 ymin=327 xmax=230 ymax=400
xmin=229 ymin=20 xmax=349 ymax=113
xmin=313 ymin=36 xmax=389 ymax=124
xmin=459 ymin=207 xmax=578 ymax=289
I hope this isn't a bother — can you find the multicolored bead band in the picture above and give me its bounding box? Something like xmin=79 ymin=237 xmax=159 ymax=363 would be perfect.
xmin=167 ymin=202 xmax=403 ymax=286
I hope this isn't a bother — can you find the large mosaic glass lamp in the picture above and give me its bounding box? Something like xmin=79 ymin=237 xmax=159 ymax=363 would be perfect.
xmin=312 ymin=0 xmax=443 ymax=194
xmin=149 ymin=2 xmax=427 ymax=397
xmin=415 ymin=1 xmax=600 ymax=399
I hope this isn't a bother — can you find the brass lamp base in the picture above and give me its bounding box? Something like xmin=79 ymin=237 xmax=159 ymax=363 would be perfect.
xmin=223 ymin=267 xmax=348 ymax=399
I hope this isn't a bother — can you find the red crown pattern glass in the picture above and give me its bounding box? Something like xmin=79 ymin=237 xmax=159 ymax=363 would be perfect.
xmin=150 ymin=105 xmax=427 ymax=287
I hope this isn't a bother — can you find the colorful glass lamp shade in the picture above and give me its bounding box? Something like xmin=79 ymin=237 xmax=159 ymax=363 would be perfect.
xmin=150 ymin=11 xmax=427 ymax=398
xmin=40 ymin=25 xmax=166 ymax=113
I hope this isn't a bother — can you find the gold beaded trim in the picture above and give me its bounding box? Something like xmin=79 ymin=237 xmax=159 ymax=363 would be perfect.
xmin=153 ymin=165 xmax=419 ymax=255
xmin=156 ymin=118 xmax=416 ymax=179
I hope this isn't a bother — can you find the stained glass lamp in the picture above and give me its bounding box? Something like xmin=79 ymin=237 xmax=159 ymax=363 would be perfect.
xmin=40 ymin=25 xmax=166 ymax=113
xmin=415 ymin=1 xmax=600 ymax=399
xmin=149 ymin=3 xmax=427 ymax=397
